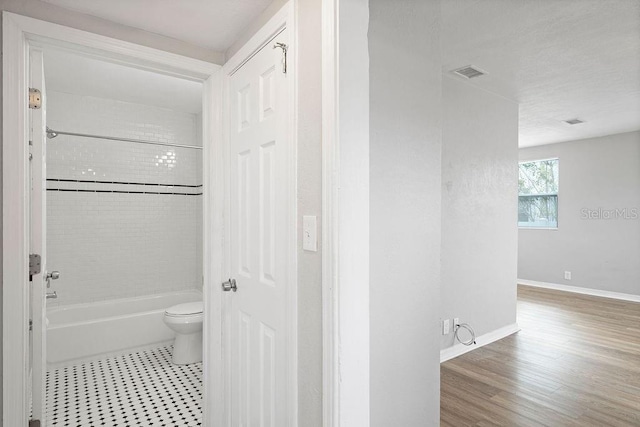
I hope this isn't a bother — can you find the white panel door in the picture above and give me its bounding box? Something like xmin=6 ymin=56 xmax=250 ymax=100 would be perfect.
xmin=228 ymin=29 xmax=289 ymax=426
xmin=29 ymin=47 xmax=48 ymax=425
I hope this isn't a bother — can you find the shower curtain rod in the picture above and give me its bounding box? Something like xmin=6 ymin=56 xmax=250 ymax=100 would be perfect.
xmin=46 ymin=127 xmax=203 ymax=150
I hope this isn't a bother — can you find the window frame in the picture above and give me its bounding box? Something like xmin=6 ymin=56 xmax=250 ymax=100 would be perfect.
xmin=518 ymin=157 xmax=559 ymax=230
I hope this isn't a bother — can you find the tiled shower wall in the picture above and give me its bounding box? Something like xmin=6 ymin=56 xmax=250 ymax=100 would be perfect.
xmin=46 ymin=91 xmax=202 ymax=306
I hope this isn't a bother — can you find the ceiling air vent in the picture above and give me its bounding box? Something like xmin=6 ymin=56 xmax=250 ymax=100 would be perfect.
xmin=452 ymin=65 xmax=486 ymax=79
xmin=563 ymin=118 xmax=584 ymax=125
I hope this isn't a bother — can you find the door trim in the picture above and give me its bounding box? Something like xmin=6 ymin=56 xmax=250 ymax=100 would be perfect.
xmin=321 ymin=0 xmax=339 ymax=425
xmin=2 ymin=12 xmax=223 ymax=427
xmin=222 ymin=2 xmax=298 ymax=425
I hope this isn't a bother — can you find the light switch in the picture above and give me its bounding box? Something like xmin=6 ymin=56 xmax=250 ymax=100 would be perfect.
xmin=303 ymin=216 xmax=317 ymax=252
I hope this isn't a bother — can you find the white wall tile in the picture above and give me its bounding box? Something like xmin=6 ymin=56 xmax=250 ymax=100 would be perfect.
xmin=46 ymin=91 xmax=202 ymax=305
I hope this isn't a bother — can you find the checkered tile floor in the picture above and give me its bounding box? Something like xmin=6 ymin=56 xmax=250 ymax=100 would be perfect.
xmin=46 ymin=346 xmax=202 ymax=426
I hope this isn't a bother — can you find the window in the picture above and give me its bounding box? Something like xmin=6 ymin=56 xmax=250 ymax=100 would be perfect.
xmin=518 ymin=158 xmax=559 ymax=228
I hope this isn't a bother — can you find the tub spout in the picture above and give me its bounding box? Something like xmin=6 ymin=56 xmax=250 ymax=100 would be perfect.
xmin=46 ymin=291 xmax=58 ymax=299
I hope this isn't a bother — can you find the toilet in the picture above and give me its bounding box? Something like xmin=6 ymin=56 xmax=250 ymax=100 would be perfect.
xmin=163 ymin=301 xmax=203 ymax=365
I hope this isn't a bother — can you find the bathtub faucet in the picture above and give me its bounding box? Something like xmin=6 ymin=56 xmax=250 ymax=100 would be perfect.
xmin=45 ymin=270 xmax=60 ymax=288
xmin=46 ymin=291 xmax=58 ymax=299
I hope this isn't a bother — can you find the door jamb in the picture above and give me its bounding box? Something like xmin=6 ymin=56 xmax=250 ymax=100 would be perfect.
xmin=321 ymin=0 xmax=338 ymax=424
xmin=2 ymin=12 xmax=223 ymax=427
xmin=221 ymin=2 xmax=298 ymax=425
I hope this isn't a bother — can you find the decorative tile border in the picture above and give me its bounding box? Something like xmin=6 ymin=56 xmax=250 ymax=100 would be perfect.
xmin=47 ymin=178 xmax=203 ymax=196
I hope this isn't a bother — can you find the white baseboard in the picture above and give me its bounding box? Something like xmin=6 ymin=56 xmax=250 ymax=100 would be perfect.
xmin=440 ymin=323 xmax=520 ymax=363
xmin=518 ymin=279 xmax=640 ymax=303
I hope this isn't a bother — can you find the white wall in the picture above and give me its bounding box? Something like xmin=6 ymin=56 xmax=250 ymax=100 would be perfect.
xmin=369 ymin=1 xmax=442 ymax=425
xmin=295 ymin=0 xmax=323 ymax=423
xmin=46 ymin=91 xmax=202 ymax=306
xmin=336 ymin=0 xmax=371 ymax=424
xmin=518 ymin=131 xmax=640 ymax=296
xmin=440 ymin=76 xmax=519 ymax=351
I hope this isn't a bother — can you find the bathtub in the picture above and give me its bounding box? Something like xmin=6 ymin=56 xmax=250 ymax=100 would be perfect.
xmin=47 ymin=290 xmax=202 ymax=366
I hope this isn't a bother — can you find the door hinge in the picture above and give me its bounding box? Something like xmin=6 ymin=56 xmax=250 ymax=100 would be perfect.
xmin=29 ymin=254 xmax=42 ymax=277
xmin=29 ymin=88 xmax=42 ymax=109
xmin=273 ymin=42 xmax=288 ymax=74
xmin=29 ymin=419 xmax=41 ymax=427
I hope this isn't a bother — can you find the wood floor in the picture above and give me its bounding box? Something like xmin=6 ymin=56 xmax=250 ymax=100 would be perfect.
xmin=441 ymin=285 xmax=640 ymax=427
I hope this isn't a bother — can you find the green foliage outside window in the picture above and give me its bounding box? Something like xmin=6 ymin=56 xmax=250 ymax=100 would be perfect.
xmin=518 ymin=159 xmax=559 ymax=228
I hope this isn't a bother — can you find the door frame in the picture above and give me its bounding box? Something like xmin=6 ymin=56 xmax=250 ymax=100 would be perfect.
xmin=28 ymin=46 xmax=48 ymax=423
xmin=2 ymin=12 xmax=223 ymax=427
xmin=221 ymin=3 xmax=298 ymax=425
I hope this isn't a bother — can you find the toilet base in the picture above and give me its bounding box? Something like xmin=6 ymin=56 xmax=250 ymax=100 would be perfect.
xmin=171 ymin=331 xmax=203 ymax=365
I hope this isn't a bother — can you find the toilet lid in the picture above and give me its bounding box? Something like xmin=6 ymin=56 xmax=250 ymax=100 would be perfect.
xmin=165 ymin=301 xmax=203 ymax=316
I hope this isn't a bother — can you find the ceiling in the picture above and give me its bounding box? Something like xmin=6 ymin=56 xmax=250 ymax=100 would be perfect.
xmin=442 ymin=0 xmax=640 ymax=147
xmin=44 ymin=49 xmax=203 ymax=114
xmin=39 ymin=0 xmax=639 ymax=147
xmin=40 ymin=0 xmax=272 ymax=52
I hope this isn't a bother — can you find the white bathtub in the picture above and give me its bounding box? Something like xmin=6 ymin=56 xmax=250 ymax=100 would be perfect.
xmin=47 ymin=290 xmax=202 ymax=366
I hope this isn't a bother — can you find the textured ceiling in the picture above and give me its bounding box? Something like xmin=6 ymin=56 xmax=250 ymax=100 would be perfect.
xmin=39 ymin=0 xmax=640 ymax=147
xmin=44 ymin=49 xmax=202 ymax=114
xmin=442 ymin=0 xmax=640 ymax=147
xmin=40 ymin=0 xmax=272 ymax=52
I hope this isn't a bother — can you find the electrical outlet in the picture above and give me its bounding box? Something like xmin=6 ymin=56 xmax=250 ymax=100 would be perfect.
xmin=564 ymin=271 xmax=572 ymax=280
xmin=454 ymin=317 xmax=460 ymax=327
xmin=442 ymin=319 xmax=450 ymax=335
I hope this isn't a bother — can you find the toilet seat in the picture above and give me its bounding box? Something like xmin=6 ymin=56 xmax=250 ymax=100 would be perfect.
xmin=165 ymin=301 xmax=203 ymax=317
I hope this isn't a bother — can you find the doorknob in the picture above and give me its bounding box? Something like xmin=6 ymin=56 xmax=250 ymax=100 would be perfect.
xmin=222 ymin=278 xmax=237 ymax=292
xmin=45 ymin=270 xmax=60 ymax=288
